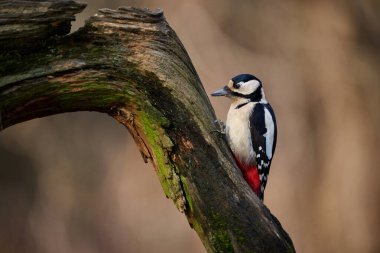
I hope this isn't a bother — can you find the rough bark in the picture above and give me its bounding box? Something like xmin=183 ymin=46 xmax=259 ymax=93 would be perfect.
xmin=0 ymin=1 xmax=295 ymax=252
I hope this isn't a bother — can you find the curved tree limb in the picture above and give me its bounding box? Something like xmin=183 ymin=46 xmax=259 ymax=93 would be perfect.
xmin=0 ymin=1 xmax=295 ymax=252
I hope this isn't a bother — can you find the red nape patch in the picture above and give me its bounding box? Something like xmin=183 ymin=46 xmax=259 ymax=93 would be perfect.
xmin=234 ymin=158 xmax=261 ymax=197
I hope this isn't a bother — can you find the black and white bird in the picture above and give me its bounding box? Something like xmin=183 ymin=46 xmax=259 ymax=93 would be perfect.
xmin=211 ymin=74 xmax=277 ymax=200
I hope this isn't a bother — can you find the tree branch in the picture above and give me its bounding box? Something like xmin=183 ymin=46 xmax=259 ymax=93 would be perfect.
xmin=0 ymin=1 xmax=295 ymax=252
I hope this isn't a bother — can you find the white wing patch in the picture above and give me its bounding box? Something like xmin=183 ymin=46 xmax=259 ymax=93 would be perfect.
xmin=263 ymin=107 xmax=275 ymax=159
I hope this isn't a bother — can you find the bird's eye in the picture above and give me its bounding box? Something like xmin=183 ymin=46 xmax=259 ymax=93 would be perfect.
xmin=233 ymin=82 xmax=242 ymax=89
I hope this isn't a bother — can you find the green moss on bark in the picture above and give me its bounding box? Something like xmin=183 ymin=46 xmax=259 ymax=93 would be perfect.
xmin=137 ymin=108 xmax=185 ymax=212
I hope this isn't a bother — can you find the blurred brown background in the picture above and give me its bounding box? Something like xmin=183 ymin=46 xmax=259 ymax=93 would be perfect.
xmin=1 ymin=0 xmax=380 ymax=252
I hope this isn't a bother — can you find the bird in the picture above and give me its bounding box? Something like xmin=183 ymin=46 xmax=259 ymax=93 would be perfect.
xmin=211 ymin=74 xmax=277 ymax=200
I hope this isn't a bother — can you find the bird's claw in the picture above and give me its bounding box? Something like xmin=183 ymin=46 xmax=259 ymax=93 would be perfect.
xmin=211 ymin=119 xmax=226 ymax=136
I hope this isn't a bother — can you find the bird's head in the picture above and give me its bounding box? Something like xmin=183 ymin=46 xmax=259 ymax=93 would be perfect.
xmin=211 ymin=74 xmax=265 ymax=102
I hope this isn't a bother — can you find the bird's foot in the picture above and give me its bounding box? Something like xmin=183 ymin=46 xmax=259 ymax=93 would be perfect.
xmin=211 ymin=119 xmax=226 ymax=136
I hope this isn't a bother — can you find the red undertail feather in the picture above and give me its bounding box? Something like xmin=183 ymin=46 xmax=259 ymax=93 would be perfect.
xmin=234 ymin=158 xmax=261 ymax=198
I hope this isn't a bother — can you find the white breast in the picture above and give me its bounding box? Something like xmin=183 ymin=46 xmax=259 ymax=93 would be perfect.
xmin=226 ymin=101 xmax=255 ymax=165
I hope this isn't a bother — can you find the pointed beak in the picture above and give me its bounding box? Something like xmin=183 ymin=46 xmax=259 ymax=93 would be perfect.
xmin=211 ymin=86 xmax=231 ymax=97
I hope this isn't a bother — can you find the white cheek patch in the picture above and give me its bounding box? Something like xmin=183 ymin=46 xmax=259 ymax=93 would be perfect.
xmin=263 ymin=107 xmax=275 ymax=159
xmin=238 ymin=80 xmax=261 ymax=95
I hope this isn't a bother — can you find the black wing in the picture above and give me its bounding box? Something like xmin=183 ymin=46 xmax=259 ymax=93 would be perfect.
xmin=249 ymin=103 xmax=277 ymax=199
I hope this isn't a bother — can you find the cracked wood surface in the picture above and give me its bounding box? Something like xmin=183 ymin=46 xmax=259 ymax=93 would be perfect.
xmin=0 ymin=1 xmax=295 ymax=253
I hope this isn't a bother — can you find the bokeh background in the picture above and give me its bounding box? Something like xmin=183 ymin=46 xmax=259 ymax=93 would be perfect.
xmin=1 ymin=0 xmax=380 ymax=252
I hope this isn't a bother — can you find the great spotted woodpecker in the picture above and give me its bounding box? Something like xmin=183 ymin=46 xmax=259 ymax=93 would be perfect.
xmin=211 ymin=74 xmax=277 ymax=200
